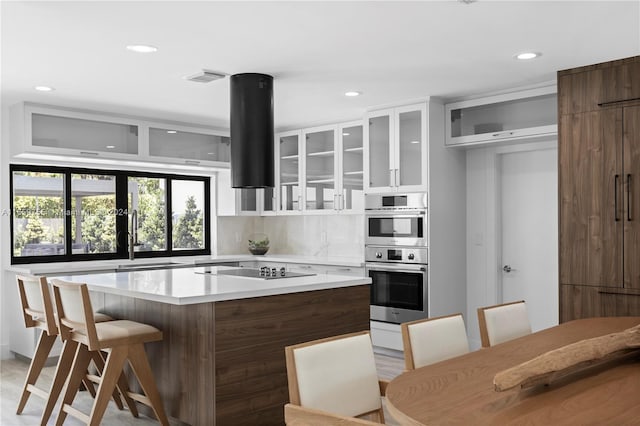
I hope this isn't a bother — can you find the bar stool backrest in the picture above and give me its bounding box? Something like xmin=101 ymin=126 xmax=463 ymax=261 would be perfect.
xmin=16 ymin=275 xmax=56 ymax=336
xmin=51 ymin=279 xmax=100 ymax=350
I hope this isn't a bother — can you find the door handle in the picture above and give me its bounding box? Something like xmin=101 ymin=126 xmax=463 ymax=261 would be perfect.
xmin=627 ymin=174 xmax=632 ymax=221
xmin=615 ymin=174 xmax=620 ymax=222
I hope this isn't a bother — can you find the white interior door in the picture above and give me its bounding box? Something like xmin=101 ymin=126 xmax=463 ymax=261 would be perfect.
xmin=500 ymin=148 xmax=558 ymax=332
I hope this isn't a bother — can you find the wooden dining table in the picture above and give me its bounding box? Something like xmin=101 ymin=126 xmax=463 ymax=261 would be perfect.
xmin=385 ymin=317 xmax=640 ymax=425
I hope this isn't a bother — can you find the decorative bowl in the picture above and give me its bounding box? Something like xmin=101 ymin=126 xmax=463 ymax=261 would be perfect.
xmin=248 ymin=234 xmax=269 ymax=255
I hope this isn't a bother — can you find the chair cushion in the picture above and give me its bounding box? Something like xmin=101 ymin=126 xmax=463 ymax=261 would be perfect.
xmin=409 ymin=315 xmax=469 ymax=368
xmin=49 ymin=312 xmax=112 ymax=323
xmin=293 ymin=333 xmax=381 ymax=418
xmin=485 ymin=303 xmax=532 ymax=346
xmin=75 ymin=320 xmax=161 ymax=344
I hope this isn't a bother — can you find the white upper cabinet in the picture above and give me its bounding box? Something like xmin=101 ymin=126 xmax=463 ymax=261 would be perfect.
xmin=11 ymin=102 xmax=230 ymax=168
xmin=338 ymin=121 xmax=364 ymax=213
xmin=277 ymin=130 xmax=303 ymax=214
xmin=365 ymin=103 xmax=427 ymax=193
xmin=147 ymin=124 xmax=230 ymax=167
xmin=445 ymin=86 xmax=557 ymax=147
xmin=275 ymin=121 xmax=364 ymax=215
xmin=12 ymin=103 xmax=140 ymax=160
xmin=303 ymin=125 xmax=338 ymax=213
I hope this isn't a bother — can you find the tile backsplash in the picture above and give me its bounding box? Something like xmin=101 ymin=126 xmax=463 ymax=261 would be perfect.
xmin=216 ymin=215 xmax=364 ymax=258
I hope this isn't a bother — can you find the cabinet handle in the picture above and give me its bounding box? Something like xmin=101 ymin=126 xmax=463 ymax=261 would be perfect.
xmin=340 ymin=194 xmax=344 ymax=210
xmin=333 ymin=194 xmax=338 ymax=211
xmin=79 ymin=151 xmax=99 ymax=156
xmin=298 ymin=196 xmax=302 ymax=211
xmin=627 ymin=174 xmax=632 ymax=221
xmin=395 ymin=169 xmax=400 ymax=187
xmin=389 ymin=169 xmax=395 ymax=187
xmin=185 ymin=160 xmax=201 ymax=165
xmin=491 ymin=131 xmax=515 ymax=138
xmin=615 ymin=174 xmax=620 ymax=222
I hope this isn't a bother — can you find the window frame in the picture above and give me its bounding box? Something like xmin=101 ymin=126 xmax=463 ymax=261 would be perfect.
xmin=10 ymin=164 xmax=211 ymax=264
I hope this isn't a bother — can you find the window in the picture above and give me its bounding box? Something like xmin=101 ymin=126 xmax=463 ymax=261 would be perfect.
xmin=71 ymin=173 xmax=117 ymax=254
xmin=12 ymin=171 xmax=65 ymax=258
xmin=172 ymin=179 xmax=206 ymax=250
xmin=128 ymin=177 xmax=167 ymax=252
xmin=10 ymin=165 xmax=210 ymax=264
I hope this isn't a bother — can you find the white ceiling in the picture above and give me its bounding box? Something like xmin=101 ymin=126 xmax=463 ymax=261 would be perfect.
xmin=2 ymin=1 xmax=639 ymax=131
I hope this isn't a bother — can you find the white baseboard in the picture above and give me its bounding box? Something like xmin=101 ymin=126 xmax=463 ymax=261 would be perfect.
xmin=0 ymin=344 xmax=11 ymax=361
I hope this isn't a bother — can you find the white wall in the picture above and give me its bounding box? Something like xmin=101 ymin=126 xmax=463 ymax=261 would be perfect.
xmin=216 ymin=214 xmax=364 ymax=259
xmin=1 ymin=103 xmax=11 ymax=359
xmin=465 ymin=139 xmax=557 ymax=350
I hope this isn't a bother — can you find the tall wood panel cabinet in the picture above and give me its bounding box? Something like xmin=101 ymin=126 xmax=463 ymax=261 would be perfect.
xmin=558 ymin=56 xmax=640 ymax=322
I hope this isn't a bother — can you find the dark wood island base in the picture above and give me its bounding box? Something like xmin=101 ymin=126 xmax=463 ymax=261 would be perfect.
xmin=102 ymin=284 xmax=370 ymax=425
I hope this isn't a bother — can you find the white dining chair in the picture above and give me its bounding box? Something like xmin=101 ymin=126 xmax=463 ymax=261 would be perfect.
xmin=401 ymin=313 xmax=470 ymax=370
xmin=477 ymin=300 xmax=532 ymax=347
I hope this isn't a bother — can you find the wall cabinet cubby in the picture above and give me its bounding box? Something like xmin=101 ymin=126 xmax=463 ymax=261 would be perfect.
xmin=445 ymin=85 xmax=557 ymax=147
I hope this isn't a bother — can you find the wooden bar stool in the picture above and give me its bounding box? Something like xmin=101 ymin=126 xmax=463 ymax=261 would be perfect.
xmin=15 ymin=275 xmax=129 ymax=425
xmin=52 ymin=279 xmax=169 ymax=426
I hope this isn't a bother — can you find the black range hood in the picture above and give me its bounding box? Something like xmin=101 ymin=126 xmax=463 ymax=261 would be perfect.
xmin=230 ymin=73 xmax=274 ymax=188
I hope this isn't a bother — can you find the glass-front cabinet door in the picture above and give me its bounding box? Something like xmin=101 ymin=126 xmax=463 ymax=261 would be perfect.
xmin=30 ymin=112 xmax=139 ymax=156
xmin=148 ymin=127 xmax=230 ymax=166
xmin=304 ymin=126 xmax=337 ymax=212
xmin=278 ymin=131 xmax=302 ymax=212
xmin=396 ymin=105 xmax=426 ymax=190
xmin=366 ymin=110 xmax=394 ymax=192
xmin=262 ymin=187 xmax=277 ymax=215
xmin=339 ymin=122 xmax=364 ymax=212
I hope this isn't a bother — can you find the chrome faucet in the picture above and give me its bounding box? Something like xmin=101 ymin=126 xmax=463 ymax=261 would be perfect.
xmin=129 ymin=209 xmax=139 ymax=260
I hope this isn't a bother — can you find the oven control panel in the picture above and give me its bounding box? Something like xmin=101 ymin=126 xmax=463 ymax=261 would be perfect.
xmin=365 ymin=246 xmax=428 ymax=264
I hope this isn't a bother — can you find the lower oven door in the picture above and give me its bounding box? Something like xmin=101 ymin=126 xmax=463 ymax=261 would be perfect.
xmin=366 ymin=262 xmax=428 ymax=324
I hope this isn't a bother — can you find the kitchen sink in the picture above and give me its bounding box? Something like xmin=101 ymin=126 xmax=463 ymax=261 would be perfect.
xmin=115 ymin=261 xmax=184 ymax=272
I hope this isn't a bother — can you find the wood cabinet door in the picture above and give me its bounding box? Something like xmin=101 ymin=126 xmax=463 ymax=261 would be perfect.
xmin=603 ymin=59 xmax=640 ymax=105
xmin=558 ymin=70 xmax=604 ymax=115
xmin=624 ymin=105 xmax=640 ymax=289
xmin=559 ymin=109 xmax=623 ymax=286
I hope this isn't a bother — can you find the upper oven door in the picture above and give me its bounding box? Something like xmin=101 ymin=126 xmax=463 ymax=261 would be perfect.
xmin=365 ymin=210 xmax=427 ymax=246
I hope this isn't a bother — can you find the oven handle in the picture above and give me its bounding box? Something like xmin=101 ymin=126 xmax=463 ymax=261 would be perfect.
xmin=365 ymin=211 xmax=426 ymax=217
xmin=366 ymin=263 xmax=426 ymax=273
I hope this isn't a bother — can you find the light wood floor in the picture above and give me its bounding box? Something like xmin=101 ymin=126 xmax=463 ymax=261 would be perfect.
xmin=1 ymin=352 xmax=405 ymax=425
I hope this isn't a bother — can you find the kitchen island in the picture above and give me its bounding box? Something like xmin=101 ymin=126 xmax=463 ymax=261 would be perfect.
xmin=49 ymin=266 xmax=371 ymax=425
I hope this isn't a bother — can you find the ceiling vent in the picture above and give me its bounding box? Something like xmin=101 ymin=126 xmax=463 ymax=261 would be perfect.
xmin=184 ymin=69 xmax=226 ymax=83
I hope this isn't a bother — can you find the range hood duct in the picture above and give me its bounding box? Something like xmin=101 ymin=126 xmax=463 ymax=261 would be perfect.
xmin=230 ymin=73 xmax=274 ymax=188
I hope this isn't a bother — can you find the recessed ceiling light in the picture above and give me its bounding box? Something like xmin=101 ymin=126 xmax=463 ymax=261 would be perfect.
xmin=410 ymin=140 xmax=421 ymax=144
xmin=167 ymin=130 xmax=177 ymax=134
xmin=344 ymin=91 xmax=361 ymax=97
xmin=106 ymin=145 xmax=115 ymax=149
xmin=342 ymin=132 xmax=350 ymax=136
xmin=34 ymin=86 xmax=54 ymax=92
xmin=515 ymin=52 xmax=541 ymax=60
xmin=207 ymin=152 xmax=215 ymax=155
xmin=126 ymin=44 xmax=158 ymax=53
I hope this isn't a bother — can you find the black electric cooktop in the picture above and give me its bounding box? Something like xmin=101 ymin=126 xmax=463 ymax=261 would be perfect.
xmin=197 ymin=267 xmax=315 ymax=280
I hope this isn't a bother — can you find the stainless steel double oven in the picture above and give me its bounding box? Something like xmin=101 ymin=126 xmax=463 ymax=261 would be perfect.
xmin=365 ymin=193 xmax=428 ymax=324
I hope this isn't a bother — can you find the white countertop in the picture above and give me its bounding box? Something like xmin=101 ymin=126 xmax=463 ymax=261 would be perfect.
xmin=48 ymin=266 xmax=370 ymax=305
xmin=8 ymin=254 xmax=364 ymax=275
